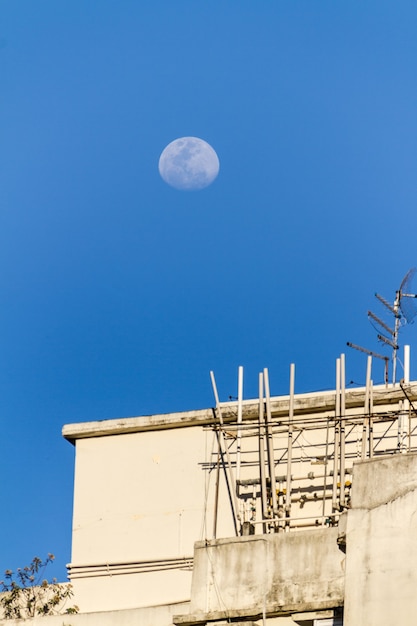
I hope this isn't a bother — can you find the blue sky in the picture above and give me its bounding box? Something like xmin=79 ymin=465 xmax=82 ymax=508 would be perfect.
xmin=1 ymin=1 xmax=417 ymax=581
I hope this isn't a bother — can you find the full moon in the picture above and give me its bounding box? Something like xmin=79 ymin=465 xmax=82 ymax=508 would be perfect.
xmin=158 ymin=137 xmax=220 ymax=191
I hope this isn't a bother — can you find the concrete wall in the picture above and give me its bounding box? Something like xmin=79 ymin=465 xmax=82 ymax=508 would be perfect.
xmin=69 ymin=426 xmax=234 ymax=612
xmin=175 ymin=528 xmax=344 ymax=623
xmin=344 ymin=452 xmax=417 ymax=626
xmin=71 ymin=427 xmax=231 ymax=564
xmin=0 ymin=601 xmax=190 ymax=626
xmin=62 ymin=381 xmax=417 ymax=615
xmin=0 ymin=606 xmax=331 ymax=626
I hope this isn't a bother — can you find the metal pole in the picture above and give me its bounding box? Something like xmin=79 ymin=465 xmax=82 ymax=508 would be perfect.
xmin=264 ymin=368 xmax=278 ymax=521
xmin=361 ymin=356 xmax=372 ymax=459
xmin=258 ymin=372 xmax=268 ymax=531
xmin=212 ymin=432 xmax=221 ymax=538
xmin=404 ymin=345 xmax=410 ymax=383
xmin=393 ymin=290 xmax=401 ymax=386
xmin=339 ymin=354 xmax=346 ymax=508
xmin=403 ymin=345 xmax=410 ymax=452
xmin=369 ymin=380 xmax=374 ymax=458
xmin=286 ymin=364 xmax=295 ymax=523
xmin=236 ymin=366 xmax=244 ymax=503
xmin=404 ymin=347 xmax=412 ymax=452
xmin=332 ymin=358 xmax=340 ymax=512
xmin=210 ymin=371 xmax=239 ymax=535
xmin=321 ymin=415 xmax=330 ymax=523
xmin=396 ymin=345 xmax=410 ymax=452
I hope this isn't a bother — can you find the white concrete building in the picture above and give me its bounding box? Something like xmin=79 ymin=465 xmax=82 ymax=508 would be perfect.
xmin=3 ymin=356 xmax=417 ymax=626
xmin=58 ymin=356 xmax=417 ymax=625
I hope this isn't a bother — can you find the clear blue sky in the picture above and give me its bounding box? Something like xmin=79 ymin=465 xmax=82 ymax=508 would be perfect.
xmin=1 ymin=1 xmax=416 ymax=581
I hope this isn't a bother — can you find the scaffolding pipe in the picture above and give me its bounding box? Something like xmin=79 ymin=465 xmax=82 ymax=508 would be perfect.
xmin=369 ymin=381 xmax=374 ymax=457
xmin=361 ymin=356 xmax=372 ymax=459
xmin=210 ymin=371 xmax=239 ymax=535
xmin=393 ymin=290 xmax=401 ymax=386
xmin=404 ymin=345 xmax=410 ymax=383
xmin=212 ymin=433 xmax=221 ymax=539
xmin=286 ymin=363 xmax=295 ymax=520
xmin=237 ymin=467 xmax=353 ymax=487
xmin=258 ymin=372 xmax=268 ymax=530
xmin=332 ymin=358 xmax=340 ymax=512
xmin=321 ymin=415 xmax=330 ymax=523
xmin=339 ymin=354 xmax=346 ymax=508
xmin=252 ymin=513 xmax=340 ymax=527
xmin=402 ymin=345 xmax=410 ymax=452
xmin=404 ymin=346 xmax=412 ymax=451
xmin=236 ymin=365 xmax=244 ymax=495
xmin=264 ymin=368 xmax=278 ymax=519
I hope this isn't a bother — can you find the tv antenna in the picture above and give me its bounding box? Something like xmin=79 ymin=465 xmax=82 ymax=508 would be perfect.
xmin=371 ymin=268 xmax=417 ymax=384
xmin=346 ymin=342 xmax=389 ymax=385
xmin=349 ymin=268 xmax=417 ymax=385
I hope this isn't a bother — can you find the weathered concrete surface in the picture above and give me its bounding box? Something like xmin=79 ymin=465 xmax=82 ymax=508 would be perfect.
xmin=344 ymin=452 xmax=417 ymax=626
xmin=63 ymin=382 xmax=417 ymax=442
xmin=70 ymin=568 xmax=192 ymax=614
xmin=176 ymin=528 xmax=344 ymax=623
xmin=63 ymin=378 xmax=417 ymax=614
xmin=0 ymin=601 xmax=190 ymax=626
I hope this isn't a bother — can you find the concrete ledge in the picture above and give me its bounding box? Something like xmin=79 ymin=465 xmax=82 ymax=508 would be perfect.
xmin=175 ymin=529 xmax=345 ymax=624
xmin=62 ymin=383 xmax=417 ymax=442
xmin=351 ymin=451 xmax=417 ymax=509
xmin=174 ymin=603 xmax=343 ymax=625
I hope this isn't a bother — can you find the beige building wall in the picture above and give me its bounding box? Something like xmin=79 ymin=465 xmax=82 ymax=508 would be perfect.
xmin=0 ymin=602 xmax=191 ymax=626
xmin=63 ymin=379 xmax=417 ymax=617
xmin=344 ymin=452 xmax=417 ymax=626
xmin=71 ymin=427 xmax=231 ymax=564
xmin=68 ymin=422 xmax=235 ymax=611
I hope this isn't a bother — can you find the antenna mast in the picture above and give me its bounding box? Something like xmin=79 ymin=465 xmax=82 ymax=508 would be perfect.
xmin=372 ymin=268 xmax=417 ymax=385
xmin=349 ymin=268 xmax=417 ymax=385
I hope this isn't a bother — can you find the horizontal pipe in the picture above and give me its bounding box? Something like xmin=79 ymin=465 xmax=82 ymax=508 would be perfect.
xmin=68 ymin=556 xmax=194 ymax=579
xmin=203 ymin=409 xmax=410 ymax=433
xmin=236 ymin=468 xmax=353 ymax=486
xmin=252 ymin=513 xmax=340 ymax=526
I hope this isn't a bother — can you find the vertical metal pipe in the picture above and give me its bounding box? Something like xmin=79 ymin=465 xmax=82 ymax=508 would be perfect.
xmin=339 ymin=354 xmax=346 ymax=508
xmin=405 ymin=346 xmax=412 ymax=451
xmin=286 ymin=364 xmax=295 ymax=521
xmin=236 ymin=366 xmax=244 ymax=502
xmin=403 ymin=345 xmax=410 ymax=452
xmin=258 ymin=372 xmax=268 ymax=531
xmin=397 ymin=400 xmax=404 ymax=452
xmin=393 ymin=290 xmax=401 ymax=386
xmin=264 ymin=368 xmax=278 ymax=520
xmin=369 ymin=380 xmax=374 ymax=458
xmin=394 ymin=318 xmax=400 ymax=386
xmin=210 ymin=371 xmax=239 ymax=535
xmin=404 ymin=345 xmax=410 ymax=383
xmin=332 ymin=358 xmax=340 ymax=512
xmin=409 ymin=402 xmax=412 ymax=452
xmin=212 ymin=433 xmax=221 ymax=539
xmin=361 ymin=356 xmax=372 ymax=459
xmin=321 ymin=415 xmax=330 ymax=523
